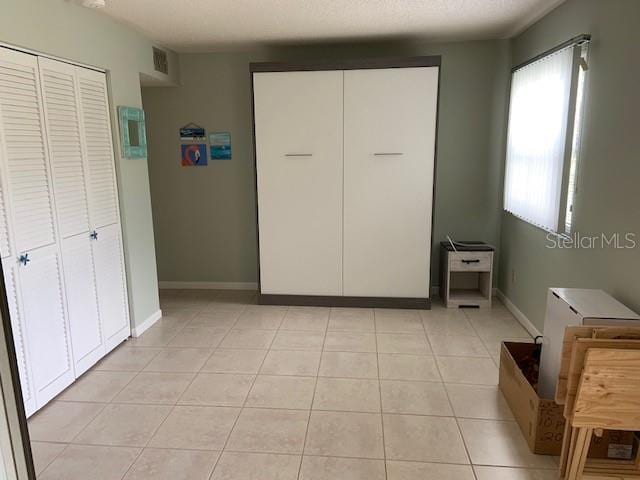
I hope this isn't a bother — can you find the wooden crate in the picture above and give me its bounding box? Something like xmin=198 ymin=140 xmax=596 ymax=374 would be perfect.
xmin=561 ymin=347 xmax=640 ymax=479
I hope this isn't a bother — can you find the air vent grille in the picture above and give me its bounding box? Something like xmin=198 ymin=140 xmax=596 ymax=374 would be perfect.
xmin=152 ymin=47 xmax=168 ymax=75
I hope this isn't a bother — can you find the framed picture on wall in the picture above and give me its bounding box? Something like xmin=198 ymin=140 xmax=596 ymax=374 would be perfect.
xmin=209 ymin=132 xmax=232 ymax=160
xmin=181 ymin=143 xmax=207 ymax=166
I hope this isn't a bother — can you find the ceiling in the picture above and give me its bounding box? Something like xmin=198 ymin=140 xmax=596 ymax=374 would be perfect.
xmin=99 ymin=0 xmax=565 ymax=52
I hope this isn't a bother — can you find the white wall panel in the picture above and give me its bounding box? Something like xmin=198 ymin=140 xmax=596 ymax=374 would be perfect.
xmin=0 ymin=49 xmax=56 ymax=253
xmin=19 ymin=244 xmax=74 ymax=409
xmin=254 ymin=70 xmax=344 ymax=295
xmin=38 ymin=58 xmax=90 ymax=238
xmin=343 ymin=67 xmax=438 ymax=298
xmin=61 ymin=233 xmax=103 ymax=375
xmin=93 ymin=223 xmax=129 ymax=352
xmin=76 ymin=68 xmax=118 ymax=228
xmin=0 ymin=162 xmax=11 ymax=259
xmin=1 ymin=258 xmax=35 ymax=416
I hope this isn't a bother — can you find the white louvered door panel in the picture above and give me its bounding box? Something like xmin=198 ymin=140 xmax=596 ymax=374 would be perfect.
xmin=18 ymin=243 xmax=74 ymax=410
xmin=61 ymin=233 xmax=103 ymax=375
xmin=38 ymin=58 xmax=105 ymax=374
xmin=76 ymin=68 xmax=119 ymax=228
xmin=0 ymin=48 xmax=56 ymax=253
xmin=38 ymin=58 xmax=90 ymax=238
xmin=0 ymin=162 xmax=11 ymax=259
xmin=1 ymin=257 xmax=35 ymax=416
xmin=92 ymin=223 xmax=129 ymax=352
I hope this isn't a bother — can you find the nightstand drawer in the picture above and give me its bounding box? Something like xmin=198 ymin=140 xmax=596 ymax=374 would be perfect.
xmin=448 ymin=251 xmax=492 ymax=272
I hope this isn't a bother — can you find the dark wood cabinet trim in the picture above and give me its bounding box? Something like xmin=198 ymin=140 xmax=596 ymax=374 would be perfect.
xmin=250 ymin=56 xmax=441 ymax=73
xmin=259 ymin=294 xmax=430 ymax=310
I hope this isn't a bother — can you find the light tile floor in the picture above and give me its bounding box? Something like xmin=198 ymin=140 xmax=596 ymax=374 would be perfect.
xmin=29 ymin=289 xmax=556 ymax=480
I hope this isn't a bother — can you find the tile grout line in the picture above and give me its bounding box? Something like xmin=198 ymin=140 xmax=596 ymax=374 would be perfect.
xmin=112 ymin=301 xmax=231 ymax=480
xmin=295 ymin=309 xmax=329 ymax=480
xmin=199 ymin=303 xmax=252 ymax=480
xmin=448 ymin=307 xmax=492 ymax=480
xmin=136 ymin=305 xmax=244 ymax=412
xmin=35 ymin=298 xmax=532 ymax=478
xmin=33 ymin=442 xmax=70 ymax=477
xmin=421 ymin=306 xmax=476 ymax=477
xmin=33 ymin=330 xmax=169 ymax=471
xmin=37 ymin=298 xmax=252 ymax=478
xmin=372 ymin=309 xmax=390 ymax=480
xmin=53 ymin=399 xmax=519 ymax=421
xmin=117 ymin=302 xmax=211 ymax=480
xmin=461 ymin=307 xmax=518 ymax=370
xmin=206 ymin=306 xmax=289 ymax=479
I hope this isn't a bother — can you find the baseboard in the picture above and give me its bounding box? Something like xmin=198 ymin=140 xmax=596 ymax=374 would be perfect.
xmin=158 ymin=281 xmax=258 ymax=291
xmin=496 ymin=289 xmax=542 ymax=338
xmin=131 ymin=309 xmax=162 ymax=338
xmin=260 ymin=294 xmax=430 ymax=309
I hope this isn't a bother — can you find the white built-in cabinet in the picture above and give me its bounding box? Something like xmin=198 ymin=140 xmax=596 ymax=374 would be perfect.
xmin=0 ymin=47 xmax=130 ymax=416
xmin=253 ymin=63 xmax=439 ymax=302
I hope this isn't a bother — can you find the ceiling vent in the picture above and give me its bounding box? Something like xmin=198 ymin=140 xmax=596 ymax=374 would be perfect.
xmin=152 ymin=47 xmax=169 ymax=75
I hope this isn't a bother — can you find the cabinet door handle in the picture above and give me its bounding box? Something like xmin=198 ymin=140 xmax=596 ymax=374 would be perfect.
xmin=461 ymin=259 xmax=480 ymax=264
xmin=90 ymin=230 xmax=98 ymax=240
xmin=18 ymin=253 xmax=30 ymax=266
xmin=285 ymin=153 xmax=312 ymax=157
xmin=374 ymin=152 xmax=403 ymax=156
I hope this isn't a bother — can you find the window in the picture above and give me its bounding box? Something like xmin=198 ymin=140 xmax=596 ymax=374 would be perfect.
xmin=563 ymin=44 xmax=589 ymax=234
xmin=503 ymin=39 xmax=589 ymax=233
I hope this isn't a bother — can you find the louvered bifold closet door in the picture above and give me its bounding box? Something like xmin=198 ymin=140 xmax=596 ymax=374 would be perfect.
xmin=0 ymin=50 xmax=56 ymax=252
xmin=0 ymin=164 xmax=10 ymax=259
xmin=18 ymin=244 xmax=74 ymax=407
xmin=76 ymin=67 xmax=119 ymax=228
xmin=1 ymin=258 xmax=35 ymax=416
xmin=76 ymin=67 xmax=129 ymax=351
xmin=92 ymin=223 xmax=129 ymax=351
xmin=38 ymin=57 xmax=104 ymax=375
xmin=0 ymin=48 xmax=74 ymax=410
xmin=0 ymin=49 xmax=38 ymax=417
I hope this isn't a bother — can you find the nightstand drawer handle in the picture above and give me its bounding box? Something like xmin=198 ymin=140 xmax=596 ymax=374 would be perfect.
xmin=461 ymin=259 xmax=480 ymax=264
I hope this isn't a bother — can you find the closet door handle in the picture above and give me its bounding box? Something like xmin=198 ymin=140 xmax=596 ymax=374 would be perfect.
xmin=374 ymin=152 xmax=403 ymax=156
xmin=285 ymin=153 xmax=313 ymax=157
xmin=18 ymin=254 xmax=30 ymax=266
xmin=90 ymin=230 xmax=98 ymax=240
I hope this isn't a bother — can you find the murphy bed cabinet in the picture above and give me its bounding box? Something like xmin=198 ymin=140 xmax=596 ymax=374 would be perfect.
xmin=0 ymin=46 xmax=130 ymax=416
xmin=252 ymin=58 xmax=440 ymax=308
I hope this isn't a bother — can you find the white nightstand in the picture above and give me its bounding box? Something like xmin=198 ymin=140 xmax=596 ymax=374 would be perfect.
xmin=440 ymin=241 xmax=495 ymax=308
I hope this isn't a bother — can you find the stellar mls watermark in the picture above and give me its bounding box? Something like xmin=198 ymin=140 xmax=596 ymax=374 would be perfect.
xmin=546 ymin=232 xmax=637 ymax=249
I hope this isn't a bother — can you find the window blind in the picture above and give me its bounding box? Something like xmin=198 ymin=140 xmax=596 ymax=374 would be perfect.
xmin=503 ymin=47 xmax=574 ymax=232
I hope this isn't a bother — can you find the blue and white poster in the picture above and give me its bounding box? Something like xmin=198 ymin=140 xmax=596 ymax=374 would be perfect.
xmin=209 ymin=132 xmax=232 ymax=160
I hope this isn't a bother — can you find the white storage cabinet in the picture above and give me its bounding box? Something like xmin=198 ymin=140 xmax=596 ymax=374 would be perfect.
xmin=538 ymin=288 xmax=640 ymax=400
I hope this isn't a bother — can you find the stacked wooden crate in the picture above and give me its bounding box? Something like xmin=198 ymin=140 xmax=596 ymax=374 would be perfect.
xmin=556 ymin=326 xmax=640 ymax=479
